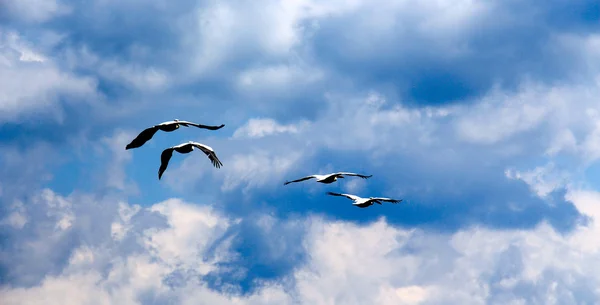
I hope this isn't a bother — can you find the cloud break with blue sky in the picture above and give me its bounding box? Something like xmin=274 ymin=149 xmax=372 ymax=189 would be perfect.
xmin=1 ymin=0 xmax=600 ymax=304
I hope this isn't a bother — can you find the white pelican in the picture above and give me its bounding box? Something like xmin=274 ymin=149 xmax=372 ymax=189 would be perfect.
xmin=284 ymin=172 xmax=372 ymax=185
xmin=327 ymin=192 xmax=402 ymax=208
xmin=126 ymin=119 xmax=225 ymax=150
xmin=158 ymin=141 xmax=223 ymax=180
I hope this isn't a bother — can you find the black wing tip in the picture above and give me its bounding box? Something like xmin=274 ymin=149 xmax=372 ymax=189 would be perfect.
xmin=284 ymin=181 xmax=290 ymax=185
xmin=212 ymin=156 xmax=223 ymax=168
xmin=206 ymin=124 xmax=225 ymax=130
xmin=327 ymin=191 xmax=339 ymax=196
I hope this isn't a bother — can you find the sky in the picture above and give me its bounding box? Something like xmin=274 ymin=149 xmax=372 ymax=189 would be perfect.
xmin=1 ymin=0 xmax=600 ymax=304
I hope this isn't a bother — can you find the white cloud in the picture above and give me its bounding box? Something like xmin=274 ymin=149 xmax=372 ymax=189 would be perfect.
xmin=111 ymin=202 xmax=141 ymax=241
xmin=288 ymin=190 xmax=600 ymax=304
xmin=0 ymin=31 xmax=98 ymax=123
xmin=233 ymin=118 xmax=309 ymax=139
xmin=145 ymin=199 xmax=236 ymax=268
xmin=98 ymin=130 xmax=138 ymax=192
xmin=180 ymin=0 xmax=354 ymax=76
xmin=394 ymin=286 xmax=428 ymax=305
xmin=3 ymin=186 xmax=600 ymax=304
xmin=0 ymin=141 xmax=58 ymax=200
xmin=221 ymin=149 xmax=304 ymax=193
xmin=161 ymin=71 xmax=600 ymax=199
xmin=1 ymin=200 xmax=28 ymax=229
xmin=2 ymin=0 xmax=71 ymax=23
xmin=4 ymin=1 xmax=600 ymax=304
xmin=454 ymin=83 xmax=553 ymax=144
xmin=64 ymin=46 xmax=171 ymax=92
xmin=505 ymin=163 xmax=570 ymax=198
xmin=341 ymin=177 xmax=367 ymax=194
xmin=236 ymin=64 xmax=325 ymax=94
xmin=546 ymin=129 xmax=578 ymax=156
xmin=176 ymin=0 xmax=488 ymax=80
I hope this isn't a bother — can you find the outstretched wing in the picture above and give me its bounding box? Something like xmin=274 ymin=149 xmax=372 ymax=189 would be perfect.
xmin=284 ymin=175 xmax=316 ymax=185
xmin=191 ymin=143 xmax=223 ymax=168
xmin=336 ymin=172 xmax=373 ymax=179
xmin=178 ymin=121 xmax=225 ymax=130
xmin=327 ymin=192 xmax=361 ymax=201
xmin=371 ymin=197 xmax=402 ymax=204
xmin=126 ymin=126 xmax=159 ymax=150
xmin=158 ymin=148 xmax=175 ymax=180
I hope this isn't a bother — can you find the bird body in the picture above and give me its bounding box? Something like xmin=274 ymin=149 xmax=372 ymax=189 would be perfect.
xmin=284 ymin=172 xmax=372 ymax=185
xmin=327 ymin=192 xmax=402 ymax=208
xmin=158 ymin=141 xmax=222 ymax=179
xmin=126 ymin=119 xmax=225 ymax=150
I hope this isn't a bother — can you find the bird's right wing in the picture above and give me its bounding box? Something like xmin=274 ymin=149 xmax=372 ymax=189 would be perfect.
xmin=336 ymin=172 xmax=373 ymax=179
xmin=125 ymin=126 xmax=159 ymax=150
xmin=179 ymin=121 xmax=225 ymax=130
xmin=158 ymin=148 xmax=174 ymax=180
xmin=283 ymin=175 xmax=316 ymax=185
xmin=191 ymin=143 xmax=223 ymax=168
xmin=327 ymin=192 xmax=360 ymax=201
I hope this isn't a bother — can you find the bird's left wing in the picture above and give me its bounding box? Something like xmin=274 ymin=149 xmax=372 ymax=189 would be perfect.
xmin=283 ymin=175 xmax=316 ymax=185
xmin=179 ymin=121 xmax=225 ymax=130
xmin=371 ymin=197 xmax=402 ymax=204
xmin=158 ymin=148 xmax=175 ymax=180
xmin=125 ymin=126 xmax=159 ymax=150
xmin=336 ymin=172 xmax=373 ymax=179
xmin=191 ymin=143 xmax=223 ymax=168
xmin=327 ymin=192 xmax=361 ymax=201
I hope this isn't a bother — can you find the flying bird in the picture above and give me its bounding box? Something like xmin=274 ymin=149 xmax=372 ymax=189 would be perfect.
xmin=158 ymin=141 xmax=223 ymax=180
xmin=327 ymin=192 xmax=402 ymax=208
xmin=125 ymin=119 xmax=225 ymax=150
xmin=284 ymin=172 xmax=372 ymax=185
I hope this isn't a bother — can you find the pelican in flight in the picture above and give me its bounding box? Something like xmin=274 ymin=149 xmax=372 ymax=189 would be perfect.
xmin=327 ymin=192 xmax=402 ymax=208
xmin=284 ymin=172 xmax=372 ymax=185
xmin=158 ymin=141 xmax=223 ymax=180
xmin=126 ymin=119 xmax=225 ymax=150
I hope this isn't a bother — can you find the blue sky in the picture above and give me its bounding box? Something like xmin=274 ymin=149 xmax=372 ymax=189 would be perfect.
xmin=1 ymin=0 xmax=600 ymax=304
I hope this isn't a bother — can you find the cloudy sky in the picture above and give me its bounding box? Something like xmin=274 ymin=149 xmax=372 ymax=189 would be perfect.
xmin=1 ymin=0 xmax=600 ymax=304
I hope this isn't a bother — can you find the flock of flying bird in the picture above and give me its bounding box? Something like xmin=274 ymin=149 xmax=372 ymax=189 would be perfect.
xmin=125 ymin=119 xmax=404 ymax=208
